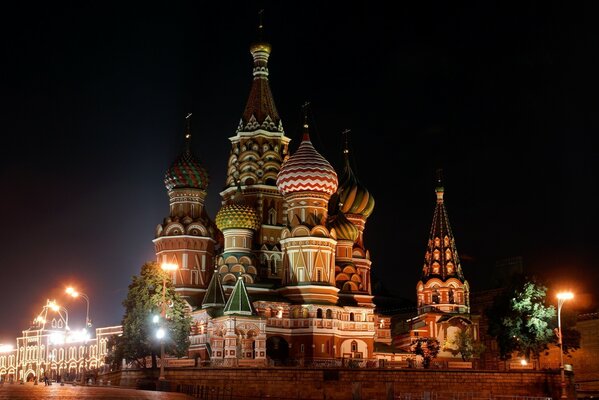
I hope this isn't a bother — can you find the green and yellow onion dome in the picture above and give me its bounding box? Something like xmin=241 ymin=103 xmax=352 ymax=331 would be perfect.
xmin=164 ymin=150 xmax=209 ymax=191
xmin=328 ymin=211 xmax=359 ymax=242
xmin=338 ymin=160 xmax=375 ymax=218
xmin=215 ymin=201 xmax=261 ymax=231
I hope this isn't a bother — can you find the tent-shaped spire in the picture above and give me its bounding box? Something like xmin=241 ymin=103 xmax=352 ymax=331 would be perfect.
xmin=223 ymin=277 xmax=254 ymax=316
xmin=238 ymin=13 xmax=282 ymax=133
xmin=421 ymin=170 xmax=465 ymax=282
xmin=201 ymin=269 xmax=226 ymax=309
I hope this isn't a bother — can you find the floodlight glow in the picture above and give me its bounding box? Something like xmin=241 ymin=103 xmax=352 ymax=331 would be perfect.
xmin=161 ymin=262 xmax=178 ymax=271
xmin=557 ymin=292 xmax=574 ymax=300
xmin=156 ymin=328 xmax=165 ymax=339
xmin=152 ymin=315 xmax=160 ymax=324
xmin=0 ymin=344 xmax=14 ymax=353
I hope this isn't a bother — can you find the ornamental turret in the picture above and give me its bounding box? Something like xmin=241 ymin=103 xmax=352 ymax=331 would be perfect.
xmin=215 ymin=184 xmax=261 ymax=285
xmin=154 ymin=114 xmax=218 ymax=307
xmin=277 ymin=116 xmax=339 ymax=304
xmin=332 ymin=132 xmax=375 ymax=306
xmin=416 ymin=171 xmax=469 ymax=314
xmin=222 ymin=19 xmax=291 ymax=283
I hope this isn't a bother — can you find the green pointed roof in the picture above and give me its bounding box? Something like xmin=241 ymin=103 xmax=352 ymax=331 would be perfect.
xmin=202 ymin=271 xmax=226 ymax=309
xmin=223 ymin=277 xmax=254 ymax=316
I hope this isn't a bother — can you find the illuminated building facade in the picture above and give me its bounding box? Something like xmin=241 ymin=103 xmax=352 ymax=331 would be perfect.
xmin=395 ymin=177 xmax=480 ymax=358
xmin=155 ymin=28 xmax=391 ymax=366
xmin=0 ymin=300 xmax=120 ymax=383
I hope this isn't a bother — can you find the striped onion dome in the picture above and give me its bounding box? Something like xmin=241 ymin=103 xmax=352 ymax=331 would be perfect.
xmin=164 ymin=150 xmax=209 ymax=191
xmin=328 ymin=211 xmax=359 ymax=242
xmin=338 ymin=154 xmax=375 ymax=218
xmin=276 ymin=125 xmax=338 ymax=196
xmin=215 ymin=190 xmax=261 ymax=231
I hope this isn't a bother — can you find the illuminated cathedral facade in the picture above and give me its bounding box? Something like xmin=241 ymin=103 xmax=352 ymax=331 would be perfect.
xmin=153 ymin=28 xmax=479 ymax=366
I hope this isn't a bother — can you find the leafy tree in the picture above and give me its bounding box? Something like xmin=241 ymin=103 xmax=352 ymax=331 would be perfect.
xmin=445 ymin=328 xmax=486 ymax=361
xmin=119 ymin=261 xmax=192 ymax=368
xmin=104 ymin=334 xmax=125 ymax=370
xmin=410 ymin=337 xmax=440 ymax=368
xmin=486 ymin=276 xmax=556 ymax=360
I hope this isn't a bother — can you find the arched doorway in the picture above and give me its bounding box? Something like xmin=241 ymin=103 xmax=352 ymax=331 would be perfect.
xmin=266 ymin=336 xmax=289 ymax=365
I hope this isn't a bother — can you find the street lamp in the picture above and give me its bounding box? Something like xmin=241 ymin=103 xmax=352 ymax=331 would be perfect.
xmin=556 ymin=291 xmax=573 ymax=399
xmin=66 ymin=287 xmax=91 ymax=385
xmin=65 ymin=287 xmax=91 ymax=328
xmin=158 ymin=262 xmax=178 ymax=381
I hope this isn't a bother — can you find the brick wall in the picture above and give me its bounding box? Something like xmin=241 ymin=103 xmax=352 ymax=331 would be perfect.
xmin=103 ymin=367 xmax=571 ymax=399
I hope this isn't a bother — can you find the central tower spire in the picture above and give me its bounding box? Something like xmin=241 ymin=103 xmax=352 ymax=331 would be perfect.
xmin=238 ymin=12 xmax=282 ymax=133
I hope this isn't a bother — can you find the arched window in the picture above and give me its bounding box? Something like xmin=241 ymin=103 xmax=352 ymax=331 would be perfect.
xmin=316 ymin=308 xmax=323 ymax=318
xmin=351 ymin=340 xmax=358 ymax=352
xmin=268 ymin=208 xmax=277 ymax=225
xmin=449 ymin=289 xmax=455 ymax=304
xmin=432 ymin=289 xmax=440 ymax=304
xmin=349 ymin=312 xmax=355 ymax=321
xmin=326 ymin=309 xmax=333 ymax=319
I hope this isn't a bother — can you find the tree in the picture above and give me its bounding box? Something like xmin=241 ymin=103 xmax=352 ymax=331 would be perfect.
xmin=119 ymin=261 xmax=192 ymax=368
xmin=445 ymin=328 xmax=486 ymax=361
xmin=486 ymin=275 xmax=556 ymax=360
xmin=410 ymin=337 xmax=440 ymax=368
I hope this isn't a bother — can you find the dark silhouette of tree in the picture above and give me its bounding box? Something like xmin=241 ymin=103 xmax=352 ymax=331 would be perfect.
xmin=410 ymin=337 xmax=440 ymax=368
xmin=118 ymin=261 xmax=191 ymax=368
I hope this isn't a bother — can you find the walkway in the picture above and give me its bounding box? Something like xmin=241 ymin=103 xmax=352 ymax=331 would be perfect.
xmin=0 ymin=382 xmax=193 ymax=399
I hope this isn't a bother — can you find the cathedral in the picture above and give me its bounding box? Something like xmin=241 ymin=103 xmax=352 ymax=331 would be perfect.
xmin=152 ymin=27 xmax=478 ymax=367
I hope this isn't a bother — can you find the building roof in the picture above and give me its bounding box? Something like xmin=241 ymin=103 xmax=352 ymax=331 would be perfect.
xmin=276 ymin=123 xmax=338 ymax=197
xmin=223 ymin=277 xmax=254 ymax=316
xmin=420 ymin=177 xmax=465 ymax=282
xmin=202 ymin=270 xmax=226 ymax=309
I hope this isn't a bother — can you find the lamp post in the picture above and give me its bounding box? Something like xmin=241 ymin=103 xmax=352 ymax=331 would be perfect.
xmin=158 ymin=262 xmax=178 ymax=381
xmin=65 ymin=287 xmax=91 ymax=384
xmin=65 ymin=287 xmax=91 ymax=328
xmin=557 ymin=291 xmax=573 ymax=399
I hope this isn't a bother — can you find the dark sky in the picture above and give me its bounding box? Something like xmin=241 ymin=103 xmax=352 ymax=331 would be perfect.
xmin=1 ymin=2 xmax=597 ymax=341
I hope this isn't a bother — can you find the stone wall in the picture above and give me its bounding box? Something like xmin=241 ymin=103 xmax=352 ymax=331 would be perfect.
xmin=102 ymin=367 xmax=572 ymax=399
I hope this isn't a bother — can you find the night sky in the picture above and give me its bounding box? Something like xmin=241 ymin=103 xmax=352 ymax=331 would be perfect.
xmin=1 ymin=2 xmax=597 ymax=341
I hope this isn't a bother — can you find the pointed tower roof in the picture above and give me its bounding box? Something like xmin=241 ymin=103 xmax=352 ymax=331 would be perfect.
xmin=202 ymin=269 xmax=226 ymax=309
xmin=223 ymin=277 xmax=254 ymax=316
xmin=276 ymin=119 xmax=338 ymax=196
xmin=238 ymin=16 xmax=282 ymax=133
xmin=421 ymin=171 xmax=465 ymax=282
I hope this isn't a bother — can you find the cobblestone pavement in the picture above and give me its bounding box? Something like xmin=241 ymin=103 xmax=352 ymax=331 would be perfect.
xmin=0 ymin=382 xmax=193 ymax=399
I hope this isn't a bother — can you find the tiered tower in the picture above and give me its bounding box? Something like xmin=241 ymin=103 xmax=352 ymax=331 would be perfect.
xmin=333 ymin=136 xmax=376 ymax=307
xmin=276 ymin=120 xmax=340 ymax=304
xmin=154 ymin=115 xmax=219 ymax=306
xmin=220 ymin=23 xmax=291 ymax=283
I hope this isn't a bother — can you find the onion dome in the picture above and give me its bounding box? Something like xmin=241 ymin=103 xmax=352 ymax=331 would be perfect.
xmin=338 ymin=143 xmax=375 ymax=218
xmin=164 ymin=114 xmax=209 ymax=191
xmin=215 ymin=187 xmax=261 ymax=231
xmin=276 ymin=123 xmax=338 ymax=196
xmin=328 ymin=211 xmax=359 ymax=242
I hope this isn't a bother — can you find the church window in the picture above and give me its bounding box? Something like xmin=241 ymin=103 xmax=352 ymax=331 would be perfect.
xmin=351 ymin=341 xmax=358 ymax=352
xmin=316 ymin=269 xmax=322 ymax=282
xmin=434 ymin=237 xmax=441 ymax=247
xmin=447 ymin=262 xmax=454 ymax=274
xmin=432 ymin=289 xmax=440 ymax=304
xmin=444 ymin=236 xmax=450 ymax=247
xmin=292 ymin=308 xmax=300 ymax=318
xmin=433 ymin=250 xmax=440 ymax=261
xmin=432 ymin=262 xmax=440 ymax=274
xmin=302 ymin=308 xmax=309 ymax=318
xmin=268 ymin=208 xmax=277 ymax=225
xmin=326 ymin=309 xmax=333 ymax=319
xmin=449 ymin=289 xmax=455 ymax=304
xmin=445 ymin=249 xmax=452 ymax=260
xmin=297 ymin=268 xmax=305 ymax=282
xmin=277 ymin=308 xmax=283 ymax=319
xmin=191 ymin=270 xmax=198 ymax=285
xmin=350 ymin=312 xmax=355 ymax=321
xmin=301 ymin=344 xmax=304 ymax=353
xmin=317 ymin=309 xmax=323 ymax=318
